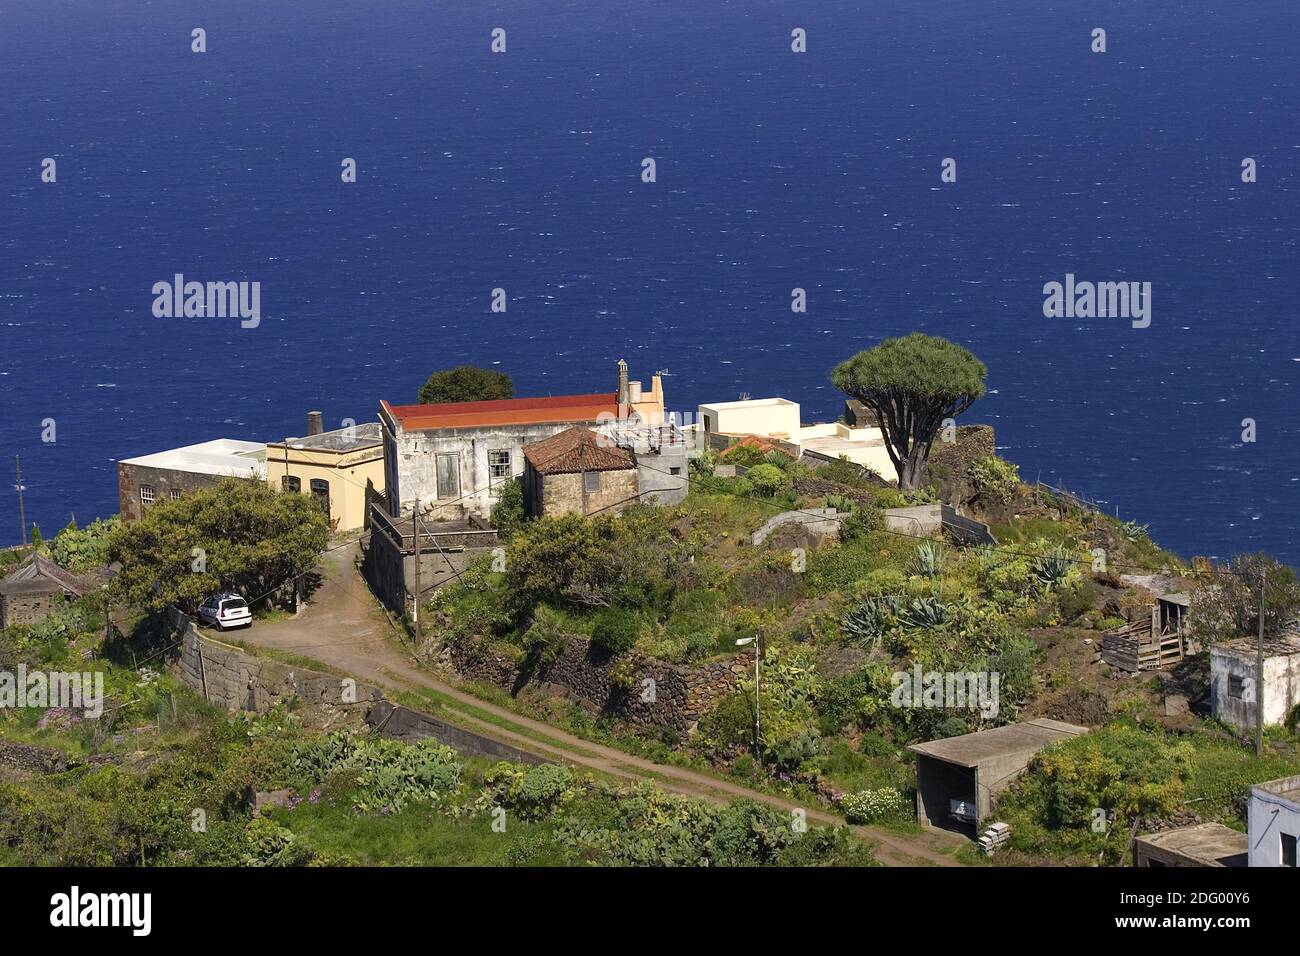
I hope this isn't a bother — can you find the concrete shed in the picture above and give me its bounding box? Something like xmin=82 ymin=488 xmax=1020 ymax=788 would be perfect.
xmin=909 ymin=718 xmax=1089 ymax=836
xmin=1210 ymin=628 xmax=1300 ymax=732
xmin=1133 ymin=823 xmax=1247 ymax=868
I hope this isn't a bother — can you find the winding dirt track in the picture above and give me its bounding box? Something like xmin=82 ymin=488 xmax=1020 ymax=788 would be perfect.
xmin=240 ymin=541 xmax=966 ymax=867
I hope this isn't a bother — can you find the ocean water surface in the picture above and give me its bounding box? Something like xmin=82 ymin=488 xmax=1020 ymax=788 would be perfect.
xmin=1 ymin=0 xmax=1296 ymax=563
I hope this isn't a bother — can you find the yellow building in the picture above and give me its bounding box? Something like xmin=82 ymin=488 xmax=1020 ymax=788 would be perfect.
xmin=265 ymin=419 xmax=385 ymax=532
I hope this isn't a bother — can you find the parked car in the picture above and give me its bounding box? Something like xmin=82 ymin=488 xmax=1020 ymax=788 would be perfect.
xmin=197 ymin=593 xmax=252 ymax=631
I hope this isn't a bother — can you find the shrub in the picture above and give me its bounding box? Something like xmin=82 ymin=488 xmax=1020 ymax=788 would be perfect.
xmin=825 ymin=493 xmax=855 ymax=513
xmin=478 ymin=762 xmax=576 ymax=820
xmin=589 ymin=608 xmax=640 ymax=655
xmin=746 ymin=463 xmax=787 ymax=497
xmin=840 ymin=787 xmax=907 ymax=824
xmin=769 ymin=731 xmax=822 ymax=775
xmin=838 ymin=506 xmax=883 ymax=542
xmin=812 ymin=456 xmax=867 ymax=485
xmin=968 ymin=456 xmax=1021 ymax=503
xmin=522 ymin=604 xmax=570 ymax=663
xmin=1000 ymin=722 xmax=1194 ymax=863
xmin=49 ymin=516 xmax=120 ymax=572
xmin=489 ymin=479 xmax=526 ymax=540
xmin=697 ymin=692 xmax=757 ymax=751
xmin=720 ymin=444 xmax=768 ymax=468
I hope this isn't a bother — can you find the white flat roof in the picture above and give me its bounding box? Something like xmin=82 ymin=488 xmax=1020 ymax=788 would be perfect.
xmin=120 ymin=439 xmax=267 ymax=479
xmin=699 ymin=397 xmax=798 ymax=410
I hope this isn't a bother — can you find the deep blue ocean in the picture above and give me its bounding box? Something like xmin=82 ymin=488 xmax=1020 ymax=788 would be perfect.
xmin=1 ymin=0 xmax=1297 ymax=564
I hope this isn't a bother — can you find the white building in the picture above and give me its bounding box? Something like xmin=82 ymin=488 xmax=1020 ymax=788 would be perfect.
xmin=1210 ymin=629 xmax=1300 ymax=732
xmin=697 ymin=396 xmax=896 ymax=480
xmin=117 ymin=439 xmax=266 ymax=522
xmin=1248 ymin=776 xmax=1300 ymax=867
xmin=698 ymin=397 xmax=801 ymax=439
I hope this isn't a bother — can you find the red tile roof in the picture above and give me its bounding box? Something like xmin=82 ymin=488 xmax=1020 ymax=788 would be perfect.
xmin=382 ymin=394 xmax=619 ymax=431
xmin=522 ymin=427 xmax=634 ymax=476
xmin=720 ymin=434 xmax=779 ymax=457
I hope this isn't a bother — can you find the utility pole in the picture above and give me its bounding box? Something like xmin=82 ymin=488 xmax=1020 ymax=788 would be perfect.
xmin=15 ymin=455 xmax=27 ymax=546
xmin=1256 ymin=567 xmax=1267 ymax=757
xmin=736 ymin=635 xmax=761 ymax=769
xmin=411 ymin=499 xmax=421 ymax=641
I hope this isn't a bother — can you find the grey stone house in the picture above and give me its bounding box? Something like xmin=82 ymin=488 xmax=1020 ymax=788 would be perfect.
xmin=0 ymin=553 xmax=90 ymax=628
xmin=521 ymin=427 xmax=640 ymax=518
xmin=378 ymin=361 xmax=666 ymax=521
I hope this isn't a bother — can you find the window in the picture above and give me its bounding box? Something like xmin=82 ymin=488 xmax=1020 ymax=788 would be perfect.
xmin=583 ymin=471 xmax=601 ymax=493
xmin=281 ymin=475 xmax=301 ymax=493
xmin=139 ymin=485 xmax=156 ymax=504
xmin=169 ymin=489 xmax=182 ymax=501
xmin=488 ymin=449 xmax=511 ymax=480
xmin=310 ymin=479 xmax=330 ymax=522
xmin=436 ymin=453 xmax=460 ymax=499
xmin=1283 ymin=833 xmax=1297 ymax=868
xmin=1228 ymin=674 xmax=1246 ymax=700
xmin=669 ymin=467 xmax=681 ymax=476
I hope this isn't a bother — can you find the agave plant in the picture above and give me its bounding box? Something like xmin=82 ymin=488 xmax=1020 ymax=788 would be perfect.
xmin=1119 ymin=519 xmax=1150 ymax=543
xmin=841 ymin=594 xmax=900 ymax=644
xmin=825 ymin=493 xmax=855 ymax=514
xmin=899 ymin=595 xmax=950 ymax=630
xmin=1032 ymin=545 xmax=1073 ymax=591
xmin=911 ymin=540 xmax=945 ymax=578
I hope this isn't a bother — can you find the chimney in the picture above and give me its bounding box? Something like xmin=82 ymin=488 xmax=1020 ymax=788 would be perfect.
xmin=616 ymin=359 xmax=629 ymax=406
xmin=307 ymin=411 xmax=324 ymax=436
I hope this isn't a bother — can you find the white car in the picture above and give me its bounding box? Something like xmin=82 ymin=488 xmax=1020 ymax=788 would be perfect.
xmin=197 ymin=593 xmax=252 ymax=631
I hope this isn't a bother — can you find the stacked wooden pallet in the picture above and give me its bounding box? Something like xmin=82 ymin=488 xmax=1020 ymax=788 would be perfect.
xmin=1101 ymin=623 xmax=1145 ymax=672
xmin=978 ymin=822 xmax=1012 ymax=856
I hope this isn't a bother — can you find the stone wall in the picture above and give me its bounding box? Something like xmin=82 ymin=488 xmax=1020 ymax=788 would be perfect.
xmin=884 ymin=504 xmax=944 ymax=536
xmin=118 ymin=462 xmax=255 ymax=523
xmin=361 ymin=516 xmax=500 ymax=617
xmin=168 ymin=625 xmax=545 ymax=762
xmin=446 ymin=635 xmax=746 ymax=734
xmin=538 ymin=468 xmax=639 ymax=518
xmin=0 ymin=589 xmax=69 ymax=628
xmin=0 ymin=740 xmax=70 ymax=774
xmin=751 ymin=508 xmax=840 ymax=546
xmin=366 ymin=700 xmax=540 ymax=763
xmin=172 ymin=627 xmax=383 ymax=714
xmin=792 ymin=476 xmax=879 ymax=503
xmin=927 ymin=424 xmax=996 ymax=507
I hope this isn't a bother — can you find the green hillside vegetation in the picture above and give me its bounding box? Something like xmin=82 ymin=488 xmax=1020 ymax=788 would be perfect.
xmin=425 ymin=443 xmax=1290 ymax=851
xmin=0 ymin=600 xmax=869 ymax=867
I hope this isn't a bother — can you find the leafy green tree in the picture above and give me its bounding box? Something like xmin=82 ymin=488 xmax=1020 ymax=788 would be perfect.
xmin=417 ymin=365 xmax=513 ymax=405
xmin=831 ymin=333 xmax=987 ymax=490
xmin=1191 ymin=553 xmax=1300 ymax=646
xmin=108 ymin=479 xmax=330 ymax=613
